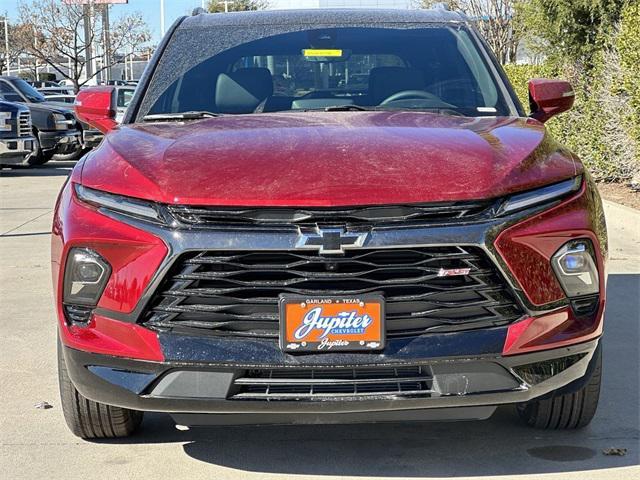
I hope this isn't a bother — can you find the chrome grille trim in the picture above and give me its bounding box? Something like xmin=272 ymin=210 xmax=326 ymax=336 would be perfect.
xmin=17 ymin=111 xmax=32 ymax=137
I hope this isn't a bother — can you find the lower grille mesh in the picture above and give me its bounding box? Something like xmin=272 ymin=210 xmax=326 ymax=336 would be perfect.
xmin=232 ymin=365 xmax=434 ymax=400
xmin=143 ymin=246 xmax=522 ymax=338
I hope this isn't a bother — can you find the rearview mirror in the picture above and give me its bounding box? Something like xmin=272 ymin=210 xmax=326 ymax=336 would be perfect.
xmin=75 ymin=86 xmax=117 ymax=134
xmin=528 ymin=79 xmax=575 ymax=123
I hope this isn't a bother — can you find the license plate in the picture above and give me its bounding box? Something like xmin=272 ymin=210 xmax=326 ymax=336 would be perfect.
xmin=279 ymin=294 xmax=385 ymax=353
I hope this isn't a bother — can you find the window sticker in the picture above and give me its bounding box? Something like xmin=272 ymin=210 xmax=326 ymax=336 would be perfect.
xmin=302 ymin=49 xmax=344 ymax=57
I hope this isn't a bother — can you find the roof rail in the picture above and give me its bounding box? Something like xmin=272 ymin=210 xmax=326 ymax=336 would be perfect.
xmin=192 ymin=7 xmax=207 ymax=16
xmin=431 ymin=2 xmax=450 ymax=10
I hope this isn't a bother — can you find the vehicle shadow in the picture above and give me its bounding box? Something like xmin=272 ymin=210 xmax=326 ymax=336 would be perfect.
xmin=103 ymin=274 xmax=640 ymax=477
xmin=0 ymin=161 xmax=75 ymax=177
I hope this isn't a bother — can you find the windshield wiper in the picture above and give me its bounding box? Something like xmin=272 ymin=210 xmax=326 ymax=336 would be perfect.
xmin=142 ymin=111 xmax=221 ymax=122
xmin=323 ymin=105 xmax=377 ymax=112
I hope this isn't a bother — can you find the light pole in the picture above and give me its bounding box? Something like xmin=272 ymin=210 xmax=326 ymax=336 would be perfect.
xmin=83 ymin=3 xmax=94 ymax=81
xmin=33 ymin=25 xmax=39 ymax=81
xmin=3 ymin=14 xmax=9 ymax=76
xmin=102 ymin=5 xmax=111 ymax=81
xmin=218 ymin=1 xmax=234 ymax=13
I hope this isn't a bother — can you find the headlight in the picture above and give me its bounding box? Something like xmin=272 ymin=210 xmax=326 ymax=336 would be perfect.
xmin=52 ymin=113 xmax=75 ymax=130
xmin=0 ymin=111 xmax=11 ymax=131
xmin=551 ymin=239 xmax=599 ymax=297
xmin=74 ymin=184 xmax=165 ymax=223
xmin=498 ymin=176 xmax=582 ymax=215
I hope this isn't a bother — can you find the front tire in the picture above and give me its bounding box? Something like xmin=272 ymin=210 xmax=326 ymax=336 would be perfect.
xmin=51 ymin=145 xmax=87 ymax=162
xmin=517 ymin=346 xmax=602 ymax=429
xmin=25 ymin=132 xmax=53 ymax=166
xmin=58 ymin=340 xmax=143 ymax=439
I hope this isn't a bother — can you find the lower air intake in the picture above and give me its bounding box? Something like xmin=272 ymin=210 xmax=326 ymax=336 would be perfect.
xmin=231 ymin=365 xmax=434 ymax=401
xmin=513 ymin=354 xmax=587 ymax=385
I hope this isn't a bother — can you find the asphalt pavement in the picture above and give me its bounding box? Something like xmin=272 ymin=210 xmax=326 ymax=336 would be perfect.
xmin=1 ymin=162 xmax=638 ymax=480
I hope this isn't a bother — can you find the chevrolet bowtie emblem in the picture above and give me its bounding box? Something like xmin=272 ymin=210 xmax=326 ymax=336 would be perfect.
xmin=296 ymin=228 xmax=369 ymax=255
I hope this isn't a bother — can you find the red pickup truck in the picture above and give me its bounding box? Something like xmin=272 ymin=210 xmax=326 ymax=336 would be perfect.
xmin=54 ymin=7 xmax=607 ymax=438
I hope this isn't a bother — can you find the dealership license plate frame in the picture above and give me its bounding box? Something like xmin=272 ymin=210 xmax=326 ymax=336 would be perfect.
xmin=279 ymin=294 xmax=386 ymax=353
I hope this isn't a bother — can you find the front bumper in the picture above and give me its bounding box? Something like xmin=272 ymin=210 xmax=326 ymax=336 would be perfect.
xmin=0 ymin=137 xmax=34 ymax=164
xmin=52 ymin=175 xmax=608 ymax=424
xmin=39 ymin=130 xmax=81 ymax=153
xmin=62 ymin=338 xmax=599 ymax=424
xmin=81 ymin=129 xmax=103 ymax=148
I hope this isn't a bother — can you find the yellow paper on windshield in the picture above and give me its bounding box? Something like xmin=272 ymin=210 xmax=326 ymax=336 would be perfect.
xmin=303 ymin=49 xmax=343 ymax=57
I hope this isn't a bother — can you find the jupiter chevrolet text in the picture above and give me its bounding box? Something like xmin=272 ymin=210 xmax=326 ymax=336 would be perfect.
xmin=53 ymin=8 xmax=608 ymax=439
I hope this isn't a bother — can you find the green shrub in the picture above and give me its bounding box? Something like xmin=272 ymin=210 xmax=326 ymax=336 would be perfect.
xmin=617 ymin=2 xmax=640 ymax=157
xmin=503 ymin=59 xmax=638 ymax=182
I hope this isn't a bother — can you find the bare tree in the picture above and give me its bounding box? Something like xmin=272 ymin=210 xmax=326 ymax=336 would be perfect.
xmin=416 ymin=1 xmax=523 ymax=64
xmin=15 ymin=0 xmax=150 ymax=92
xmin=206 ymin=0 xmax=269 ymax=14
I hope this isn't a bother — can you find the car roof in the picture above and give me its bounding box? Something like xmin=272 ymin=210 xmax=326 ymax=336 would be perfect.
xmin=179 ymin=8 xmax=467 ymax=29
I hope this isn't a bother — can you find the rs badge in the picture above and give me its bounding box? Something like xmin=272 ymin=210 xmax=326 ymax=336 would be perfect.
xmin=437 ymin=267 xmax=472 ymax=277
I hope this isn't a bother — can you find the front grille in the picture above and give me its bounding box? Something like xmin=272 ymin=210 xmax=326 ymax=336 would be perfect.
xmin=167 ymin=201 xmax=494 ymax=229
xmin=143 ymin=246 xmax=523 ymax=338
xmin=231 ymin=365 xmax=434 ymax=400
xmin=17 ymin=111 xmax=31 ymax=137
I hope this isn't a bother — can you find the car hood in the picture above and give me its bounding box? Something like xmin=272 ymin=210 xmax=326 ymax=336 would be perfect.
xmin=27 ymin=101 xmax=74 ymax=115
xmin=81 ymin=112 xmax=580 ymax=207
xmin=0 ymin=101 xmax=27 ymax=113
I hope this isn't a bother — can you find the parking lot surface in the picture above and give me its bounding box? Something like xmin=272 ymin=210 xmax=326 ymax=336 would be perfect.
xmin=1 ymin=162 xmax=638 ymax=480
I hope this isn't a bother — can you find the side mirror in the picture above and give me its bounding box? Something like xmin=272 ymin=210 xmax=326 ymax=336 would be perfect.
xmin=527 ymin=79 xmax=574 ymax=123
xmin=75 ymin=86 xmax=117 ymax=134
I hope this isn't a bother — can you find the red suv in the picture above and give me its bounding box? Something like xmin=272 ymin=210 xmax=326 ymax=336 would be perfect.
xmin=54 ymin=8 xmax=607 ymax=438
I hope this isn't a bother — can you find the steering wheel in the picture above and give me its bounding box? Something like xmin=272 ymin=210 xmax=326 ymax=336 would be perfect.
xmin=380 ymin=90 xmax=441 ymax=105
xmin=425 ymin=79 xmax=479 ymax=102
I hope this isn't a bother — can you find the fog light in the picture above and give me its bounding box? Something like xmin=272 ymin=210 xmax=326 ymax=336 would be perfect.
xmin=63 ymin=248 xmax=111 ymax=306
xmin=551 ymin=240 xmax=599 ymax=297
xmin=560 ymin=252 xmax=587 ymax=272
xmin=76 ymin=262 xmax=104 ymax=283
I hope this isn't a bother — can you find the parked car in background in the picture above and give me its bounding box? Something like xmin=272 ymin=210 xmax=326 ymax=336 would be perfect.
xmin=58 ymin=79 xmax=75 ymax=88
xmin=39 ymin=93 xmax=77 ymax=105
xmin=27 ymin=80 xmax=62 ymax=89
xmin=0 ymin=101 xmax=35 ymax=167
xmin=38 ymin=85 xmax=77 ymax=106
xmin=58 ymin=8 xmax=607 ymax=438
xmin=115 ymin=86 xmax=135 ymax=123
xmin=0 ymin=76 xmax=80 ymax=165
xmin=38 ymin=85 xmax=76 ymax=101
xmin=105 ymin=79 xmax=129 ymax=86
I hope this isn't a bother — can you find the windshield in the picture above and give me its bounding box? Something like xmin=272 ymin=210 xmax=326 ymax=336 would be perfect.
xmin=13 ymin=78 xmax=47 ymax=103
xmin=139 ymin=25 xmax=516 ymax=120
